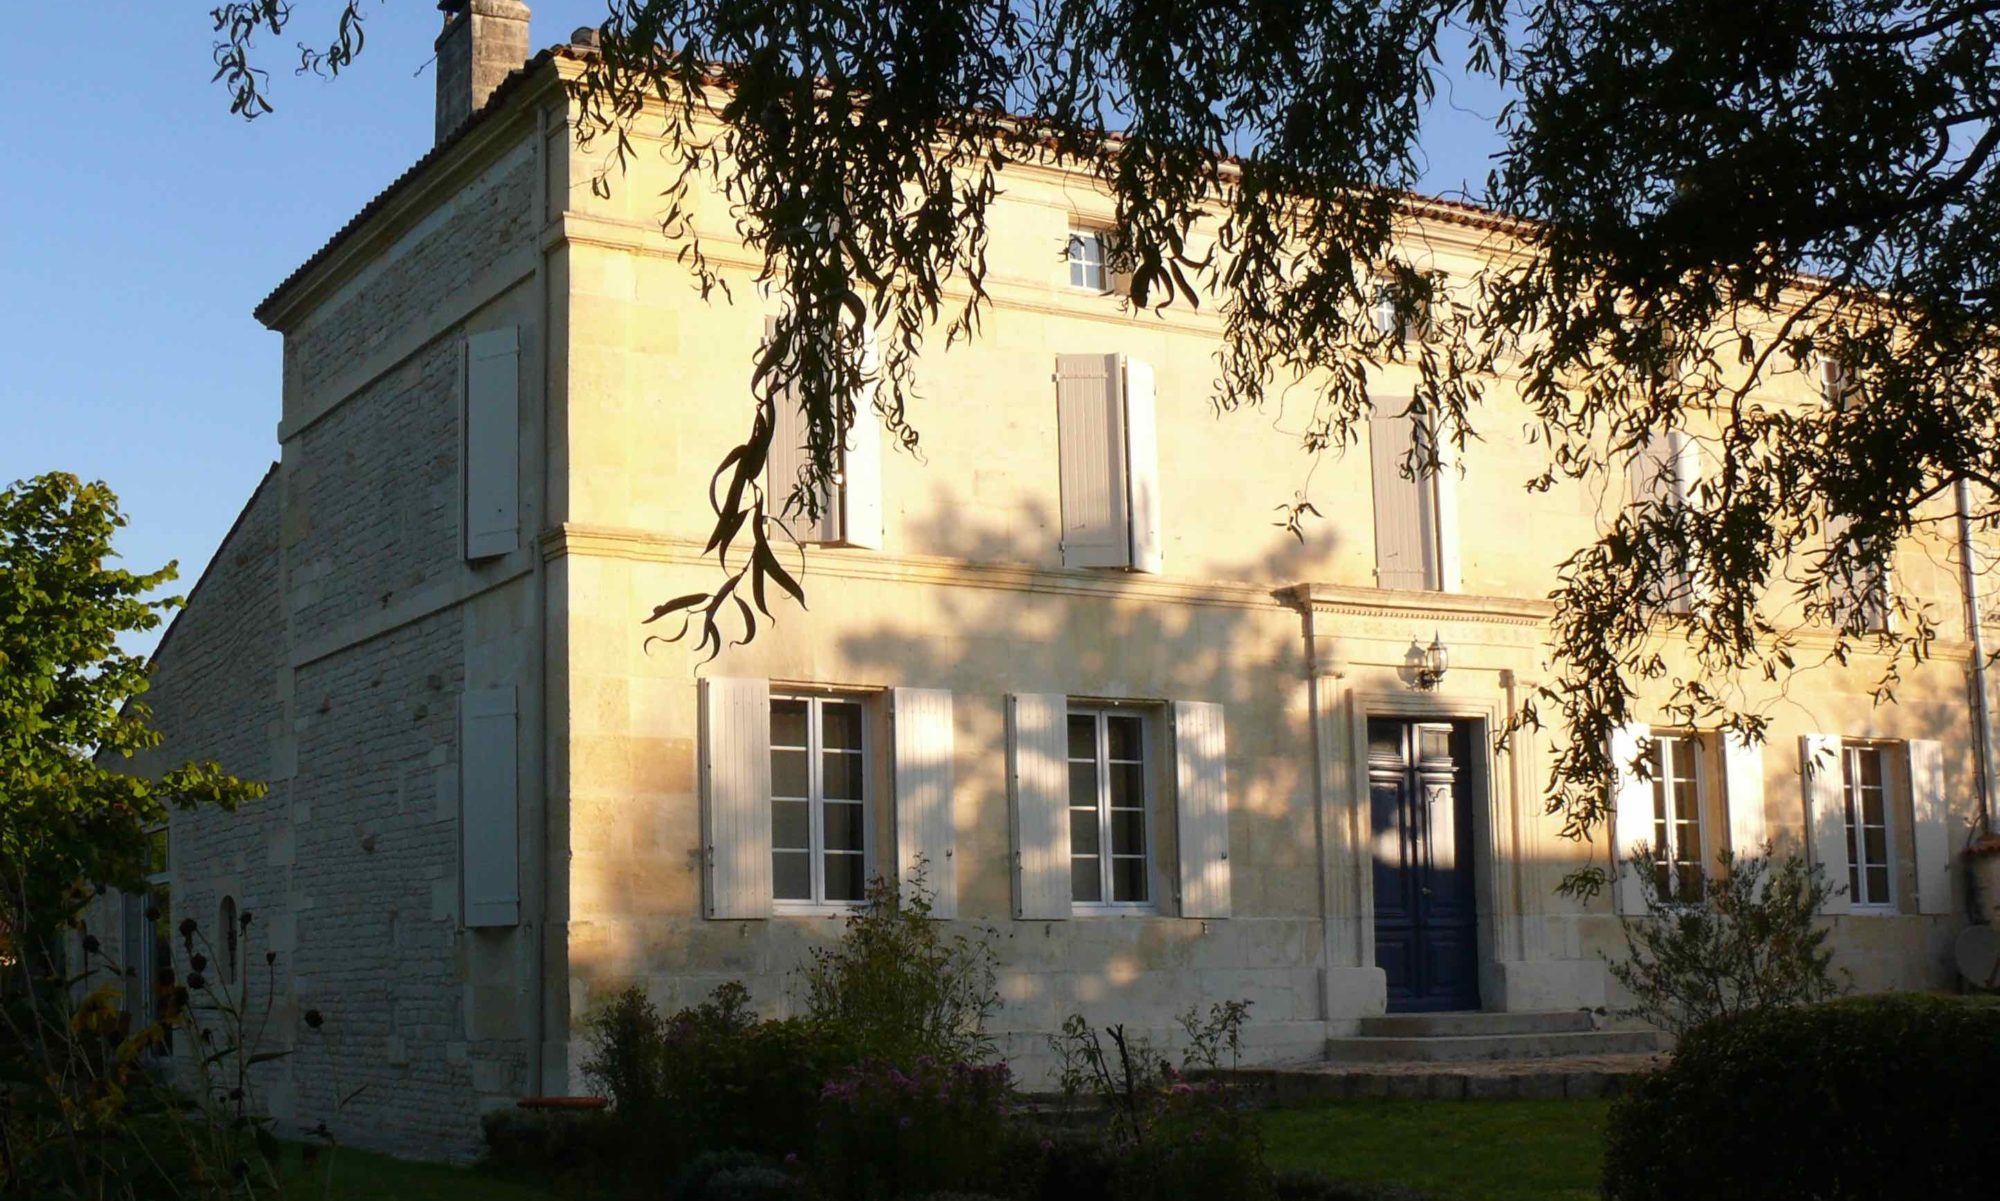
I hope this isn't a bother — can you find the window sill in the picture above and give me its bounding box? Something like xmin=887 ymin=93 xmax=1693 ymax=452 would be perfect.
xmin=1844 ymin=904 xmax=1901 ymax=917
xmin=772 ymin=902 xmax=864 ymax=919
xmin=1071 ymin=903 xmax=1160 ymax=918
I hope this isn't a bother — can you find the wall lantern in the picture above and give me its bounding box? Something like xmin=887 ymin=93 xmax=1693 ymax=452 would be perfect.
xmin=1416 ymin=632 xmax=1450 ymax=691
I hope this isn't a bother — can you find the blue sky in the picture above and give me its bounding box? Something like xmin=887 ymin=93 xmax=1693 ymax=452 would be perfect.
xmin=0 ymin=2 xmax=1505 ymax=658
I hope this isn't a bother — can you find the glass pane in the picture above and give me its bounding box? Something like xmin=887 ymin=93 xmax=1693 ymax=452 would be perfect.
xmin=1860 ymin=787 xmax=1886 ymax=829
xmin=1112 ymin=857 xmax=1149 ymax=904
xmin=771 ymin=699 xmax=809 ymax=748
xmin=1069 ymin=761 xmax=1099 ymax=809
xmin=821 ymin=702 xmax=864 ymax=752
xmin=1654 ymin=862 xmax=1674 ymax=900
xmin=1652 ymin=777 xmax=1670 ymax=824
xmin=772 ymin=799 xmax=811 ymax=850
xmin=1670 ymin=737 xmax=1698 ymax=779
xmin=1111 ymin=808 xmax=1146 ymax=856
xmin=824 ymin=800 xmax=866 ymax=853
xmin=1675 ymin=864 xmax=1705 ymax=902
xmin=1676 ymin=817 xmax=1703 ymax=865
xmin=1106 ymin=716 xmax=1143 ymax=761
xmin=824 ymin=852 xmax=866 ymax=902
xmin=823 ymin=750 xmax=865 ymax=801
xmin=1070 ymin=809 xmax=1101 ymax=855
xmin=1865 ymin=865 xmax=1890 ymax=905
xmin=1072 ymin=857 xmax=1103 ymax=903
xmin=1848 ymin=863 xmax=1862 ymax=899
xmin=772 ymin=748 xmax=810 ymax=799
xmin=1109 ymin=761 xmax=1145 ymax=808
xmin=1367 ymin=720 xmax=1403 ymax=761
xmin=774 ymin=850 xmax=811 ymax=900
xmin=1068 ymin=715 xmax=1096 ymax=759
xmin=1863 ymin=826 xmax=1888 ymax=866
xmin=1856 ymin=748 xmax=1883 ymax=789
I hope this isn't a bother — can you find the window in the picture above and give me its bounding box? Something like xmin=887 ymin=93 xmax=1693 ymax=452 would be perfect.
xmin=1369 ymin=410 xmax=1456 ymax=591
xmin=770 ymin=695 xmax=870 ymax=905
xmin=761 ymin=317 xmax=885 ymax=549
xmin=122 ymin=828 xmax=173 ymax=1053
xmin=1054 ymin=354 xmax=1162 ymax=573
xmin=1067 ymin=709 xmax=1150 ymax=906
xmin=1067 ymin=230 xmax=1109 ymax=292
xmin=1632 ymin=430 xmax=1699 ymax=613
xmin=1648 ymin=735 xmax=1708 ymax=902
xmin=1827 ymin=519 xmax=1890 ymax=633
xmin=1842 ymin=744 xmax=1893 ymax=907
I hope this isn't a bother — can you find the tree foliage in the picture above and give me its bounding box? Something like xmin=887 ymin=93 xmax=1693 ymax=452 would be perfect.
xmin=211 ymin=2 xmax=2000 ymax=887
xmin=0 ymin=473 xmax=261 ymax=943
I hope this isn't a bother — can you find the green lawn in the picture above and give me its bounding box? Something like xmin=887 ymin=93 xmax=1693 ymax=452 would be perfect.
xmin=1259 ymin=1097 xmax=1612 ymax=1201
xmin=274 ymin=1144 xmax=555 ymax=1201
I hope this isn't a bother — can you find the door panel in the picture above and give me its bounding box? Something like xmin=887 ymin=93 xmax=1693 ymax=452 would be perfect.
xmin=1370 ymin=719 xmax=1481 ymax=1012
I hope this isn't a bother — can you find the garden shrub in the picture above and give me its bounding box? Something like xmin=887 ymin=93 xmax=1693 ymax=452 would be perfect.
xmin=1603 ymin=993 xmax=2000 ymax=1201
xmin=813 ymin=1058 xmax=1014 ymax=1201
xmin=672 ymin=1151 xmax=808 ymax=1201
xmin=1270 ymin=1172 xmax=1445 ymax=1201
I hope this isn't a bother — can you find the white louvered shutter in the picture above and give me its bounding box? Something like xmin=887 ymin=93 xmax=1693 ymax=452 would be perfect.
xmin=702 ymin=677 xmax=773 ymax=919
xmin=1056 ymin=354 xmax=1131 ymax=568
xmin=1172 ymin=700 xmax=1230 ymax=918
xmin=1906 ymin=739 xmax=1951 ymax=914
xmin=1609 ymin=723 xmax=1654 ymax=914
xmin=1633 ymin=430 xmax=1698 ymax=612
xmin=1008 ymin=692 xmax=1072 ymax=919
xmin=1722 ymin=730 xmax=1768 ymax=861
xmin=765 ymin=317 xmax=840 ymax=544
xmin=1431 ymin=421 xmax=1461 ymax=593
xmin=843 ymin=323 xmax=885 ymax=550
xmin=461 ymin=686 xmax=520 ymax=927
xmin=1370 ymin=412 xmax=1432 ymax=590
xmin=893 ymin=688 xmax=956 ymax=918
xmin=1123 ymin=358 xmax=1163 ymax=574
xmin=1801 ymin=734 xmax=1852 ymax=914
xmin=464 ymin=327 xmax=521 ymax=560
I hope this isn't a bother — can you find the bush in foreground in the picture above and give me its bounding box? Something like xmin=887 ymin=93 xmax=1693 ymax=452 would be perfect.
xmin=1603 ymin=993 xmax=2000 ymax=1201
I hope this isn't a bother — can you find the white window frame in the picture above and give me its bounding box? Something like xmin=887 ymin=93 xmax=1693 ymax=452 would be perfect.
xmin=1841 ymin=742 xmax=1896 ymax=911
xmin=1648 ymin=734 xmax=1710 ymax=904
xmin=1067 ymin=230 xmax=1110 ymax=293
xmin=769 ymin=693 xmax=875 ymax=912
xmin=1067 ymin=706 xmax=1157 ymax=914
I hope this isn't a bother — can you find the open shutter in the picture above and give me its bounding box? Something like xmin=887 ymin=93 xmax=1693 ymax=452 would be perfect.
xmin=1370 ymin=412 xmax=1430 ymax=590
xmin=702 ymin=677 xmax=773 ymax=919
xmin=1123 ymin=358 xmax=1163 ymax=574
xmin=1610 ymin=723 xmax=1654 ymax=913
xmin=1056 ymin=354 xmax=1131 ymax=568
xmin=1172 ymin=700 xmax=1230 ymax=918
xmin=1008 ymin=692 xmax=1072 ymax=919
xmin=842 ymin=323 xmax=885 ymax=550
xmin=1801 ymin=734 xmax=1852 ymax=914
xmin=464 ymin=327 xmax=520 ymax=560
xmin=1906 ymin=739 xmax=1951 ymax=914
xmin=1723 ymin=730 xmax=1768 ymax=860
xmin=461 ymin=686 xmax=520 ymax=927
xmin=893 ymin=688 xmax=956 ymax=918
xmin=1431 ymin=423 xmax=1461 ymax=593
xmin=764 ymin=317 xmax=840 ymax=544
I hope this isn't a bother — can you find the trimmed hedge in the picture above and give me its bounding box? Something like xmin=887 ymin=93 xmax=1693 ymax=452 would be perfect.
xmin=1604 ymin=993 xmax=2000 ymax=1201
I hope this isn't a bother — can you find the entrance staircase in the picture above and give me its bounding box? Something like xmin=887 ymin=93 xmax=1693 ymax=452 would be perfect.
xmin=1224 ymin=1011 xmax=1670 ymax=1102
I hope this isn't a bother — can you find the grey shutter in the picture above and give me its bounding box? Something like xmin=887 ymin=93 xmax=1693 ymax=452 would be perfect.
xmin=1907 ymin=739 xmax=1951 ymax=914
xmin=702 ymin=677 xmax=773 ymax=919
xmin=1172 ymin=700 xmax=1230 ymax=918
xmin=1610 ymin=723 xmax=1654 ymax=913
xmin=1008 ymin=692 xmax=1072 ymax=919
xmin=1723 ymin=730 xmax=1768 ymax=859
xmin=1801 ymin=734 xmax=1852 ymax=914
xmin=461 ymin=686 xmax=520 ymax=927
xmin=464 ymin=327 xmax=521 ymax=560
xmin=892 ymin=688 xmax=956 ymax=918
xmin=1370 ymin=412 xmax=1431 ymax=590
xmin=1123 ymin=358 xmax=1163 ymax=574
xmin=1056 ymin=354 xmax=1131 ymax=568
xmin=1432 ymin=425 xmax=1461 ymax=592
xmin=764 ymin=317 xmax=840 ymax=544
xmin=842 ymin=323 xmax=885 ymax=549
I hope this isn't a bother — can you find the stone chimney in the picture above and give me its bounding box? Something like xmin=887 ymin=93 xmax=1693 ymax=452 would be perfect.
xmin=434 ymin=0 xmax=532 ymax=144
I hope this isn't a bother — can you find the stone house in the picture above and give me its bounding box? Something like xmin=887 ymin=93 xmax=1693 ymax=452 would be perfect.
xmin=94 ymin=0 xmax=1995 ymax=1156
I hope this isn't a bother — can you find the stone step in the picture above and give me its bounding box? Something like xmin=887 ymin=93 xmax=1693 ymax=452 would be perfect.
xmin=1324 ymin=1028 xmax=1669 ymax=1064
xmin=1355 ymin=1010 xmax=1597 ymax=1038
xmin=1218 ymin=1054 xmax=1665 ymax=1103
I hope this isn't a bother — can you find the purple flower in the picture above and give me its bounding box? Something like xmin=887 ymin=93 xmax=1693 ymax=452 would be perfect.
xmin=898 ymin=1116 xmax=913 ymax=1129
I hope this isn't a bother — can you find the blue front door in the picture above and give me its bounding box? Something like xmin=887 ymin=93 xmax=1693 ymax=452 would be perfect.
xmin=1370 ymin=719 xmax=1481 ymax=1013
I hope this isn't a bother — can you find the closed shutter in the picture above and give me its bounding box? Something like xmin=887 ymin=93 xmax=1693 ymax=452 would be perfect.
xmin=843 ymin=322 xmax=885 ymax=550
xmin=1370 ymin=412 xmax=1432 ymax=590
xmin=464 ymin=327 xmax=521 ymax=560
xmin=1634 ymin=430 xmax=1698 ymax=611
xmin=1801 ymin=734 xmax=1852 ymax=914
xmin=765 ymin=316 xmax=840 ymax=544
xmin=1609 ymin=723 xmax=1654 ymax=913
xmin=1056 ymin=354 xmax=1131 ymax=568
xmin=1172 ymin=700 xmax=1230 ymax=918
xmin=1007 ymin=692 xmax=1072 ymax=919
xmin=1906 ymin=739 xmax=1951 ymax=914
xmin=461 ymin=686 xmax=520 ymax=927
xmin=1431 ymin=423 xmax=1461 ymax=593
xmin=892 ymin=688 xmax=956 ymax=918
xmin=1722 ymin=730 xmax=1768 ymax=860
xmin=702 ymin=677 xmax=773 ymax=919
xmin=1123 ymin=358 xmax=1163 ymax=574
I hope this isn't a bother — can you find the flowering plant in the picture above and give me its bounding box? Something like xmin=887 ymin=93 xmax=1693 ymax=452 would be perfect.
xmin=814 ymin=1056 xmax=1013 ymax=1201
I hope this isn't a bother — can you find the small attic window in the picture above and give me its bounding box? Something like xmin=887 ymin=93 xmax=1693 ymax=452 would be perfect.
xmin=1067 ymin=230 xmax=1110 ymax=292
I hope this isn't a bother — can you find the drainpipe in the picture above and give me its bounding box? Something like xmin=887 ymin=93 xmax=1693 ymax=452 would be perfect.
xmin=1955 ymin=478 xmax=1997 ymax=840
